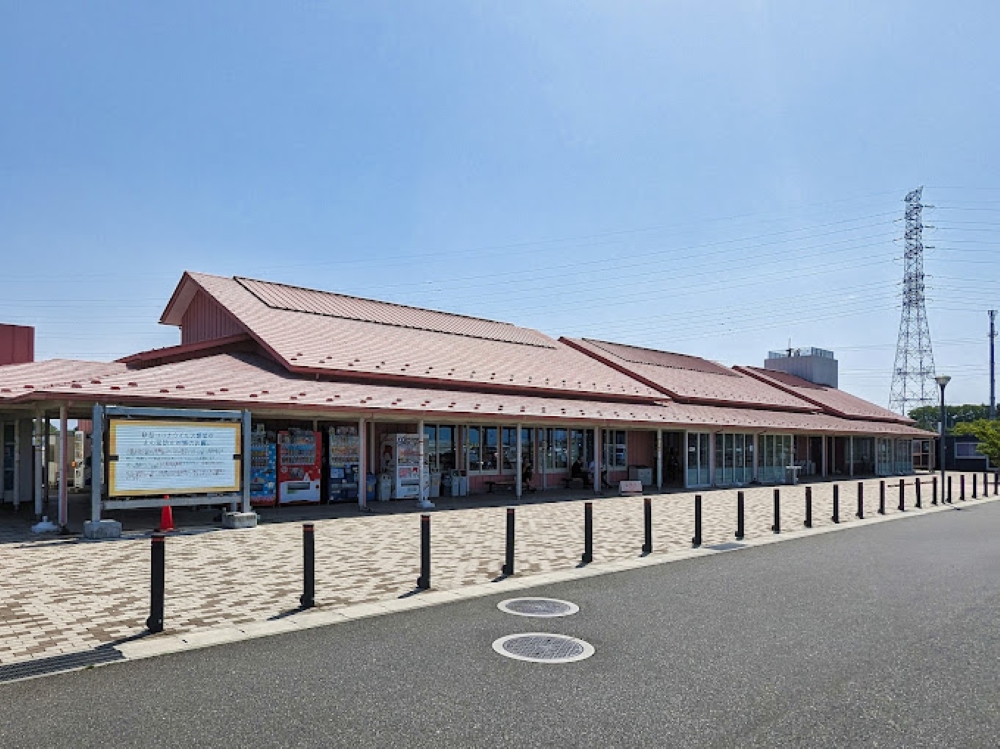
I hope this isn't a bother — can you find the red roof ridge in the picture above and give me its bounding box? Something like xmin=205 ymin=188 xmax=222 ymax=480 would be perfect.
xmin=233 ymin=274 xmax=544 ymax=334
xmin=734 ymin=365 xmax=913 ymax=424
xmin=117 ymin=333 xmax=257 ymax=368
xmin=576 ymin=337 xmax=736 ymax=375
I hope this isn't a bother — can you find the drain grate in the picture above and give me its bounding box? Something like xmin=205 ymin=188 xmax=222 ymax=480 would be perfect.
xmin=493 ymin=633 xmax=595 ymax=663
xmin=497 ymin=598 xmax=579 ymax=618
xmin=707 ymin=542 xmax=747 ymax=551
xmin=0 ymin=646 xmax=124 ymax=684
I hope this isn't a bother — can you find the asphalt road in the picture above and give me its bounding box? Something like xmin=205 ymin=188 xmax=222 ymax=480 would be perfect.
xmin=4 ymin=501 xmax=1000 ymax=748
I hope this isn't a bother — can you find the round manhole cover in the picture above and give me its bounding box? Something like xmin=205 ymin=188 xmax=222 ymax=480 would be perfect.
xmin=497 ymin=598 xmax=580 ymax=618
xmin=492 ymin=633 xmax=595 ymax=663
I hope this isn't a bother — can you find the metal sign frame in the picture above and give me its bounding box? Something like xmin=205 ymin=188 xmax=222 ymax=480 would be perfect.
xmin=91 ymin=405 xmax=252 ymax=520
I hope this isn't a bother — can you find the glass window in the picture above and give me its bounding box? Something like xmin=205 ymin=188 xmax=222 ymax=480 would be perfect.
xmin=570 ymin=429 xmax=587 ymax=464
xmin=501 ymin=427 xmax=517 ymax=472
xmin=483 ymin=427 xmax=498 ymax=472
xmin=602 ymin=430 xmax=627 ymax=469
xmin=423 ymin=425 xmax=437 ymax=470
xmin=467 ymin=426 xmax=481 ymax=472
xmin=520 ymin=427 xmax=534 ymax=469
xmin=544 ymin=428 xmax=568 ymax=470
xmin=438 ymin=426 xmax=455 ymax=472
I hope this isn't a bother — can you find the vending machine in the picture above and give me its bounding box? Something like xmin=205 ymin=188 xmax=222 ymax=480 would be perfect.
xmin=380 ymin=433 xmax=424 ymax=500
xmin=250 ymin=429 xmax=277 ymax=507
xmin=277 ymin=429 xmax=321 ymax=504
xmin=328 ymin=425 xmax=360 ymax=502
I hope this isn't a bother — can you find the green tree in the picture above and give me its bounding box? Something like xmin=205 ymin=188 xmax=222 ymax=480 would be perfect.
xmin=908 ymin=404 xmax=991 ymax=433
xmin=953 ymin=420 xmax=1000 ymax=465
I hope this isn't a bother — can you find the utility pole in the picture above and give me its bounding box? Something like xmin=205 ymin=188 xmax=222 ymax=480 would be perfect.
xmin=990 ymin=309 xmax=997 ymax=420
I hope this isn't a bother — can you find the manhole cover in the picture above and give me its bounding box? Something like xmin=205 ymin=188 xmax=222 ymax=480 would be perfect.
xmin=707 ymin=542 xmax=747 ymax=551
xmin=492 ymin=633 xmax=595 ymax=663
xmin=497 ymin=598 xmax=580 ymax=618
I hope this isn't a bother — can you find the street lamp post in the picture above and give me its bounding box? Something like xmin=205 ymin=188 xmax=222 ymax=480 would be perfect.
xmin=935 ymin=375 xmax=951 ymax=489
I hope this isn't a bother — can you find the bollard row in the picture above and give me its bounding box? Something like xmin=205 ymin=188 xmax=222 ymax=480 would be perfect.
xmin=144 ymin=474 xmax=985 ymax=632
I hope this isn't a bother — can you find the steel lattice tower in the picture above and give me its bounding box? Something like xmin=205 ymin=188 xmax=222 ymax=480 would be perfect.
xmin=888 ymin=187 xmax=937 ymax=415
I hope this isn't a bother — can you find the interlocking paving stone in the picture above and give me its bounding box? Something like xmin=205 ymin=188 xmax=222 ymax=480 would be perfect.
xmin=0 ymin=473 xmax=985 ymax=666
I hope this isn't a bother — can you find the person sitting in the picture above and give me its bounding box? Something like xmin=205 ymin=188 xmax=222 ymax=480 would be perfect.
xmin=588 ymin=459 xmax=611 ymax=489
xmin=521 ymin=462 xmax=535 ymax=493
xmin=570 ymin=458 xmax=584 ymax=479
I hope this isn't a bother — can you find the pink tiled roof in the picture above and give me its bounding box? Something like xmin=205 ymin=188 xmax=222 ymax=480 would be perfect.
xmin=0 ymin=359 xmax=128 ymax=399
xmin=0 ymin=354 xmax=929 ymax=437
xmin=563 ymin=338 xmax=816 ymax=411
xmin=161 ymin=273 xmax=662 ymax=402
xmin=735 ymin=367 xmax=913 ymax=423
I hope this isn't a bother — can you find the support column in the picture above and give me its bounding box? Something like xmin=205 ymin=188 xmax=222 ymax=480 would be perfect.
xmin=541 ymin=430 xmax=547 ymax=491
xmin=33 ymin=408 xmax=43 ymax=518
xmin=709 ymin=433 xmax=717 ymax=487
xmin=43 ymin=415 xmax=50 ymax=510
xmin=753 ymin=434 xmax=759 ymax=483
xmin=515 ymin=423 xmax=522 ymax=498
xmin=58 ymin=404 xmax=68 ymax=529
xmin=241 ymin=410 xmax=251 ymax=513
xmin=358 ymin=417 xmax=367 ymax=509
xmin=91 ymin=404 xmax=103 ymax=522
xmin=417 ymin=419 xmax=432 ymax=508
xmin=12 ymin=419 xmax=19 ymax=511
xmin=593 ymin=427 xmax=601 ymax=493
xmin=849 ymin=436 xmax=855 ymax=477
xmin=821 ymin=435 xmax=828 ymax=477
xmin=656 ymin=429 xmax=663 ymax=490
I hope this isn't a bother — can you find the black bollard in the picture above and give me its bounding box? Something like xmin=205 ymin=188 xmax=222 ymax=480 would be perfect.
xmin=582 ymin=501 xmax=593 ymax=564
xmin=879 ymin=480 xmax=886 ymax=515
xmin=642 ymin=496 xmax=653 ymax=554
xmin=146 ymin=533 xmax=165 ymax=633
xmin=736 ymin=491 xmax=746 ymax=539
xmin=502 ymin=507 xmax=515 ymax=576
xmin=973 ymin=474 xmax=977 ymax=499
xmin=994 ymin=471 xmax=998 ymax=495
xmin=804 ymin=487 xmax=812 ymax=529
xmin=915 ymin=478 xmax=922 ymax=509
xmin=416 ymin=514 xmax=431 ymax=589
xmin=948 ymin=476 xmax=953 ymax=504
xmin=857 ymin=482 xmax=864 ymax=520
xmin=692 ymin=494 xmax=702 ymax=547
xmin=898 ymin=478 xmax=905 ymax=512
xmin=932 ymin=475 xmax=938 ymax=505
xmin=960 ymin=475 xmax=966 ymax=501
xmin=832 ymin=484 xmax=840 ymax=524
xmin=771 ymin=489 xmax=781 ymax=534
xmin=300 ymin=523 xmax=315 ymax=609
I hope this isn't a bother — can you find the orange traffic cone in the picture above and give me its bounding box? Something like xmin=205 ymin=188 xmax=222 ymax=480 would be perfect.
xmin=159 ymin=500 xmax=175 ymax=532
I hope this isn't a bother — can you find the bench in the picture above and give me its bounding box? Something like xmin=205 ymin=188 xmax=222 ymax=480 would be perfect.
xmin=485 ymin=480 xmax=516 ymax=493
xmin=561 ymin=476 xmax=588 ymax=489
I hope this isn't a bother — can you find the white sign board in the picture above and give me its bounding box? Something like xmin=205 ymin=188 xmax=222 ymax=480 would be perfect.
xmin=109 ymin=420 xmax=241 ymax=497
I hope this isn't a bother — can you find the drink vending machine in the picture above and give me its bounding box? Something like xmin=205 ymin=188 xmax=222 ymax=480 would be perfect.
xmin=277 ymin=429 xmax=321 ymax=504
xmin=380 ymin=433 xmax=426 ymax=500
xmin=328 ymin=425 xmax=360 ymax=501
xmin=250 ymin=428 xmax=277 ymax=507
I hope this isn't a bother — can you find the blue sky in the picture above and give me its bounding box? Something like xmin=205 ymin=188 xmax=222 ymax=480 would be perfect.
xmin=2 ymin=1 xmax=998 ymax=410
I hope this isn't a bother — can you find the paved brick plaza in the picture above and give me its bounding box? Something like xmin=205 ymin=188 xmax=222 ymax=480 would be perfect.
xmin=0 ymin=472 xmax=991 ymax=667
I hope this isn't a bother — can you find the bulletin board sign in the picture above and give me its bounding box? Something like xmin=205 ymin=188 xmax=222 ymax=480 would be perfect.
xmin=108 ymin=420 xmax=242 ymax=497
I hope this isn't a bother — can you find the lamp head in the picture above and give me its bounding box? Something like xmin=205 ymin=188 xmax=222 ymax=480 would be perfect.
xmin=935 ymin=375 xmax=951 ymax=388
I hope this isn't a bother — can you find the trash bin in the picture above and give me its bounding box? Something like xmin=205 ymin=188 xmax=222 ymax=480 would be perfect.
xmin=365 ymin=473 xmax=377 ymax=502
xmin=450 ymin=470 xmax=462 ymax=497
xmin=430 ymin=470 xmax=441 ymax=498
xmin=377 ymin=473 xmax=392 ymax=501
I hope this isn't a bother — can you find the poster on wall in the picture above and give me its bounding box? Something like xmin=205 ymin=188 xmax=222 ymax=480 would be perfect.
xmin=108 ymin=420 xmax=242 ymax=497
